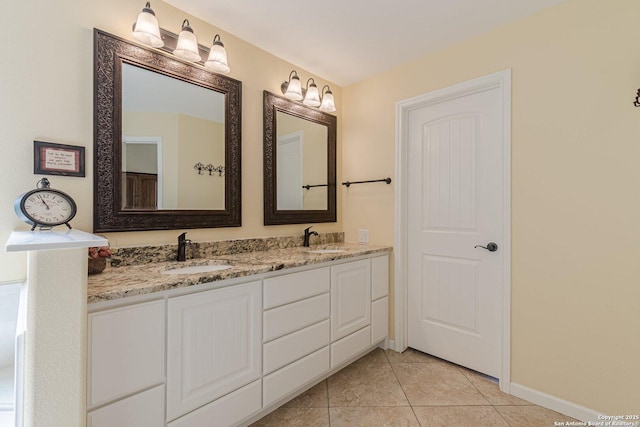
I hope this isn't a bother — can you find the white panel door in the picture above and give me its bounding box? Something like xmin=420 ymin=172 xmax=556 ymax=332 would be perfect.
xmin=166 ymin=281 xmax=262 ymax=421
xmin=331 ymin=260 xmax=371 ymax=341
xmin=276 ymin=132 xmax=303 ymax=210
xmin=407 ymin=86 xmax=504 ymax=378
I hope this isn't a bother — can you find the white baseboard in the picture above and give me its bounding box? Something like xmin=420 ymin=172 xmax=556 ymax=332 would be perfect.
xmin=510 ymin=383 xmax=604 ymax=422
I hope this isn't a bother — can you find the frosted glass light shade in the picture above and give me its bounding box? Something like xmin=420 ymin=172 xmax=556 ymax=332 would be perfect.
xmin=303 ymin=81 xmax=321 ymax=107
xmin=132 ymin=2 xmax=163 ymax=48
xmin=319 ymin=89 xmax=336 ymax=113
xmin=173 ymin=20 xmax=201 ymax=62
xmin=205 ymin=36 xmax=230 ymax=73
xmin=284 ymin=75 xmax=303 ymax=101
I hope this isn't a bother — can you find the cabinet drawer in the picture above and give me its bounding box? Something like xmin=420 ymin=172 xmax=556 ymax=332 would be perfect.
xmin=88 ymin=300 xmax=164 ymax=408
xmin=168 ymin=380 xmax=261 ymax=427
xmin=371 ymin=255 xmax=389 ymax=301
xmin=264 ymin=293 xmax=329 ymax=342
xmin=87 ymin=385 xmax=164 ymax=427
xmin=263 ymin=346 xmax=330 ymax=407
xmin=264 ymin=319 xmax=330 ymax=375
xmin=264 ymin=267 xmax=330 ymax=309
xmin=331 ymin=326 xmax=371 ymax=368
xmin=371 ymin=296 xmax=389 ymax=344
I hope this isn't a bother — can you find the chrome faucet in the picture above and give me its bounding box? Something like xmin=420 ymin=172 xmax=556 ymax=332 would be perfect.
xmin=177 ymin=232 xmax=192 ymax=261
xmin=303 ymin=226 xmax=319 ymax=247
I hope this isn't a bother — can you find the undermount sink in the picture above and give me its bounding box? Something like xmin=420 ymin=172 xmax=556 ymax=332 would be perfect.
xmin=306 ymin=249 xmax=347 ymax=254
xmin=162 ymin=264 xmax=233 ymax=275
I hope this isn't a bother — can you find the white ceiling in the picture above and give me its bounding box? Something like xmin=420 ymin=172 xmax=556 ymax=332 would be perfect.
xmin=165 ymin=0 xmax=566 ymax=86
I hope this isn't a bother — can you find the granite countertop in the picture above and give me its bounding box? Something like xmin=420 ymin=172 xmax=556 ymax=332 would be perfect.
xmin=87 ymin=243 xmax=391 ymax=303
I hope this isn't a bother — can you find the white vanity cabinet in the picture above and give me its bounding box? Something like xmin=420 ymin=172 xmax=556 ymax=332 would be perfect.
xmin=166 ymin=281 xmax=262 ymax=423
xmin=262 ymin=268 xmax=331 ymax=406
xmin=87 ymin=250 xmax=391 ymax=427
xmin=87 ymin=300 xmax=165 ymax=426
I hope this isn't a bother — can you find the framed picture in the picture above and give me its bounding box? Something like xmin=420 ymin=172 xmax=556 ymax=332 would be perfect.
xmin=34 ymin=141 xmax=85 ymax=177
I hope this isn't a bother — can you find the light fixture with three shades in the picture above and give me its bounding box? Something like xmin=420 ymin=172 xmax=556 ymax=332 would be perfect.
xmin=281 ymin=70 xmax=336 ymax=113
xmin=131 ymin=2 xmax=230 ymax=74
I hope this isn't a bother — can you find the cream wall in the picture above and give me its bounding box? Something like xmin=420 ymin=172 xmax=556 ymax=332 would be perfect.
xmin=0 ymin=1 xmax=340 ymax=426
xmin=177 ymin=114 xmax=225 ymax=210
xmin=0 ymin=0 xmax=342 ymax=283
xmin=342 ymin=0 xmax=640 ymax=414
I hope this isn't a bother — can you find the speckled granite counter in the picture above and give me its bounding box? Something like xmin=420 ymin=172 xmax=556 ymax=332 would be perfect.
xmin=87 ymin=243 xmax=391 ymax=303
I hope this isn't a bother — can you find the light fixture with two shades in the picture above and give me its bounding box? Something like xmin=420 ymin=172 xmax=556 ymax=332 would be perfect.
xmin=281 ymin=70 xmax=336 ymax=113
xmin=131 ymin=2 xmax=230 ymax=74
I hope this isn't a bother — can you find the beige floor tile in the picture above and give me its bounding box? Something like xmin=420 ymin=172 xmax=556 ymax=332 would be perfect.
xmin=250 ymin=407 xmax=329 ymax=427
xmin=458 ymin=367 xmax=533 ymax=406
xmin=282 ymin=381 xmax=328 ymax=408
xmin=495 ymin=405 xmax=577 ymax=427
xmin=384 ymin=348 xmax=439 ymax=363
xmin=392 ymin=362 xmax=489 ymax=406
xmin=355 ymin=348 xmax=389 ymax=365
xmin=330 ymin=407 xmax=420 ymax=427
xmin=328 ymin=362 xmax=409 ymax=407
xmin=413 ymin=406 xmax=510 ymax=427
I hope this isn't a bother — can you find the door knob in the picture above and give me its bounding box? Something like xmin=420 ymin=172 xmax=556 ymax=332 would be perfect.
xmin=474 ymin=242 xmax=498 ymax=252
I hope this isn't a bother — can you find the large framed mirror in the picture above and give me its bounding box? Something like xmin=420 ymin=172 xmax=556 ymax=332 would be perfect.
xmin=94 ymin=29 xmax=241 ymax=232
xmin=263 ymin=91 xmax=336 ymax=225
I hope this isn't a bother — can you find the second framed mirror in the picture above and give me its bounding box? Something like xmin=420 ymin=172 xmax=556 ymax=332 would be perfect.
xmin=263 ymin=91 xmax=336 ymax=225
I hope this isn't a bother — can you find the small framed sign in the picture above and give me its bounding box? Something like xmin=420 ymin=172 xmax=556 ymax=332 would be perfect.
xmin=34 ymin=141 xmax=85 ymax=177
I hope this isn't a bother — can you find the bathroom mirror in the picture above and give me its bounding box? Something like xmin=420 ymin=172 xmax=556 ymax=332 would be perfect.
xmin=264 ymin=91 xmax=336 ymax=225
xmin=94 ymin=29 xmax=241 ymax=232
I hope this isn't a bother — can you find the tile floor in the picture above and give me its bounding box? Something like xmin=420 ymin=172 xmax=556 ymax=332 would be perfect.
xmin=251 ymin=348 xmax=579 ymax=427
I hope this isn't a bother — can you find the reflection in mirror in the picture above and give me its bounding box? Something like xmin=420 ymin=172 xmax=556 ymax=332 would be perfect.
xmin=94 ymin=29 xmax=241 ymax=232
xmin=264 ymin=91 xmax=336 ymax=225
xmin=276 ymin=111 xmax=328 ymax=210
xmin=121 ymin=63 xmax=225 ymax=210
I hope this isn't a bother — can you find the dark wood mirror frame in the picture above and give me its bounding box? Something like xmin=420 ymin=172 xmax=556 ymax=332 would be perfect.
xmin=94 ymin=29 xmax=242 ymax=232
xmin=263 ymin=91 xmax=336 ymax=225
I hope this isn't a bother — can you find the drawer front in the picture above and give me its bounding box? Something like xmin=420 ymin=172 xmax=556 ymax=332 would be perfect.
xmin=168 ymin=380 xmax=262 ymax=427
xmin=264 ymin=293 xmax=330 ymax=342
xmin=264 ymin=267 xmax=330 ymax=309
xmin=371 ymin=255 xmax=390 ymax=301
xmin=331 ymin=326 xmax=371 ymax=368
xmin=263 ymin=319 xmax=330 ymax=375
xmin=263 ymin=346 xmax=330 ymax=407
xmin=371 ymin=296 xmax=389 ymax=344
xmin=88 ymin=300 xmax=165 ymax=408
xmin=87 ymin=385 xmax=164 ymax=427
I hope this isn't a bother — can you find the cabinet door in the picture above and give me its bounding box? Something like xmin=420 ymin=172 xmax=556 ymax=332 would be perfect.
xmin=87 ymin=385 xmax=164 ymax=427
xmin=371 ymin=296 xmax=389 ymax=344
xmin=166 ymin=281 xmax=262 ymax=421
xmin=88 ymin=300 xmax=164 ymax=409
xmin=371 ymin=254 xmax=389 ymax=301
xmin=331 ymin=260 xmax=371 ymax=341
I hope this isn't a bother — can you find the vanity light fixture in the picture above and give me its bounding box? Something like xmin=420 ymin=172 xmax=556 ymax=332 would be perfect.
xmin=281 ymin=72 xmax=337 ymax=112
xmin=132 ymin=2 xmax=163 ymax=48
xmin=205 ymin=35 xmax=230 ymax=73
xmin=282 ymin=70 xmax=303 ymax=101
xmin=303 ymin=78 xmax=321 ymax=107
xmin=173 ymin=19 xmax=201 ymax=62
xmin=319 ymin=85 xmax=336 ymax=113
xmin=131 ymin=3 xmax=232 ymax=73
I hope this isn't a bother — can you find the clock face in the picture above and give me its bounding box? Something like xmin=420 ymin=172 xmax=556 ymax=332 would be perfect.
xmin=20 ymin=189 xmax=76 ymax=226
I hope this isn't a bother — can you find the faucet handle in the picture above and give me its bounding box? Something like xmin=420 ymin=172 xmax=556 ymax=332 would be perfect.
xmin=178 ymin=232 xmax=187 ymax=241
xmin=304 ymin=226 xmax=313 ymax=234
